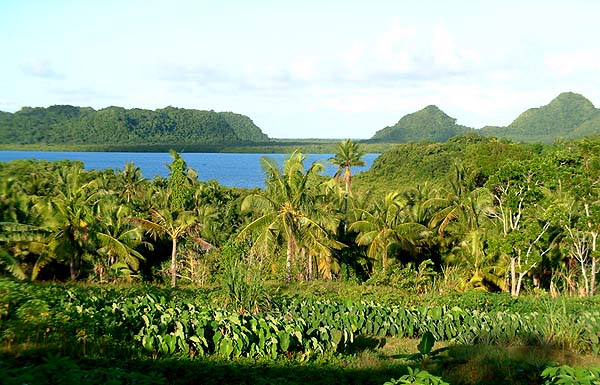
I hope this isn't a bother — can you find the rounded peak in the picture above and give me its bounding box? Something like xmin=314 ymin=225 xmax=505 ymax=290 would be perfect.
xmin=420 ymin=105 xmax=444 ymax=112
xmin=550 ymin=92 xmax=594 ymax=108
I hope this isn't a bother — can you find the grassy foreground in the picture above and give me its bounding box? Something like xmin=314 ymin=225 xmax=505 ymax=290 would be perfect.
xmin=1 ymin=279 xmax=600 ymax=385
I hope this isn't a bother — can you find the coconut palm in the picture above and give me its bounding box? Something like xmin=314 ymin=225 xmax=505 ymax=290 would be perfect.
xmin=34 ymin=163 xmax=101 ymax=280
xmin=351 ymin=191 xmax=431 ymax=272
xmin=350 ymin=192 xmax=401 ymax=272
xmin=239 ymin=151 xmax=340 ymax=282
xmin=427 ymin=163 xmax=492 ymax=234
xmin=126 ymin=207 xmax=200 ymax=286
xmin=116 ymin=162 xmax=146 ymax=204
xmin=329 ymin=139 xmax=366 ymax=213
xmin=94 ymin=200 xmax=149 ymax=282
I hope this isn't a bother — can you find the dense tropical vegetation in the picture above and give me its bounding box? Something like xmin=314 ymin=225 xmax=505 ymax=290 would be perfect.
xmin=1 ymin=134 xmax=600 ymax=384
xmin=0 ymin=105 xmax=269 ymax=149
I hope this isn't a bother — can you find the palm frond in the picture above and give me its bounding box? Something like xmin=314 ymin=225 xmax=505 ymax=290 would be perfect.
xmin=0 ymin=248 xmax=26 ymax=280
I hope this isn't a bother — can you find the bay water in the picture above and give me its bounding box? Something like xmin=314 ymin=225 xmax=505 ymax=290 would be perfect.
xmin=0 ymin=151 xmax=379 ymax=189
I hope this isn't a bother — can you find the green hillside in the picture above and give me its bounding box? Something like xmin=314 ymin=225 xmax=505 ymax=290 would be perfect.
xmin=355 ymin=134 xmax=540 ymax=195
xmin=481 ymin=92 xmax=600 ymax=142
xmin=370 ymin=105 xmax=472 ymax=142
xmin=0 ymin=105 xmax=269 ymax=147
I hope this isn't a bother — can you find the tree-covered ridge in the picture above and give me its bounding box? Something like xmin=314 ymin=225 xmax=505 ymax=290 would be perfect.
xmin=371 ymin=105 xmax=471 ymax=142
xmin=0 ymin=105 xmax=269 ymax=146
xmin=481 ymin=92 xmax=600 ymax=142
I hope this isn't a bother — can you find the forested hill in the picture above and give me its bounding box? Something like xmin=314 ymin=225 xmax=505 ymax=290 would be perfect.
xmin=370 ymin=105 xmax=471 ymax=142
xmin=369 ymin=92 xmax=600 ymax=144
xmin=0 ymin=105 xmax=270 ymax=148
xmin=480 ymin=92 xmax=600 ymax=142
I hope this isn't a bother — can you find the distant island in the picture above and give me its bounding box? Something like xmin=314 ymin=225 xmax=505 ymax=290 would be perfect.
xmin=1 ymin=92 xmax=599 ymax=152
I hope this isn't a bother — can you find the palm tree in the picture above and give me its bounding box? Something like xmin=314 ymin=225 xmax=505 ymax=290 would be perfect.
xmin=127 ymin=207 xmax=200 ymax=287
xmin=116 ymin=162 xmax=146 ymax=204
xmin=426 ymin=163 xmax=499 ymax=289
xmin=329 ymin=139 xmax=366 ymax=213
xmin=350 ymin=192 xmax=397 ymax=272
xmin=427 ymin=163 xmax=491 ymax=234
xmin=350 ymin=192 xmax=430 ymax=272
xmin=34 ymin=163 xmax=101 ymax=280
xmin=239 ymin=151 xmax=340 ymax=282
xmin=94 ymin=200 xmax=149 ymax=282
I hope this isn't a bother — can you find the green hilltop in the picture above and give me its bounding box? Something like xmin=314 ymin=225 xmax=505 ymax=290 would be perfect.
xmin=370 ymin=105 xmax=471 ymax=142
xmin=480 ymin=92 xmax=600 ymax=142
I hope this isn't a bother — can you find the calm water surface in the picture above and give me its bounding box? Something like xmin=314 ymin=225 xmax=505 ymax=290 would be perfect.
xmin=0 ymin=151 xmax=379 ymax=189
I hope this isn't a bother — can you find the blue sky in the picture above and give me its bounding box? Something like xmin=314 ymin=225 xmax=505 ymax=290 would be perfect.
xmin=1 ymin=0 xmax=599 ymax=138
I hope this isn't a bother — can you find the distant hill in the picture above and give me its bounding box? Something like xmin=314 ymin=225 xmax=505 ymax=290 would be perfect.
xmin=370 ymin=105 xmax=472 ymax=142
xmin=480 ymin=92 xmax=600 ymax=142
xmin=369 ymin=92 xmax=600 ymax=144
xmin=0 ymin=105 xmax=269 ymax=148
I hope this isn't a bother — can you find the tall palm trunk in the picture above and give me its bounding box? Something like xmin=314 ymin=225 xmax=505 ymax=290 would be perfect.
xmin=171 ymin=237 xmax=177 ymax=287
xmin=70 ymin=255 xmax=77 ymax=280
xmin=286 ymin=233 xmax=297 ymax=283
xmin=305 ymin=248 xmax=313 ymax=281
xmin=344 ymin=168 xmax=351 ymax=215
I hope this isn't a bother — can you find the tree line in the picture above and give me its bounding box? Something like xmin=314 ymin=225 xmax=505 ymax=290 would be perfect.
xmin=1 ymin=136 xmax=599 ymax=297
xmin=0 ymin=105 xmax=269 ymax=147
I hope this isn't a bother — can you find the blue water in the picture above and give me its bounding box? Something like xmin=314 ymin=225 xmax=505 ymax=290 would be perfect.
xmin=0 ymin=151 xmax=379 ymax=189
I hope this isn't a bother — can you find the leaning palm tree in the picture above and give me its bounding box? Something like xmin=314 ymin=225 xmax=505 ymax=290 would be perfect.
xmin=329 ymin=139 xmax=366 ymax=213
xmin=239 ymin=151 xmax=340 ymax=282
xmin=127 ymin=207 xmax=200 ymax=287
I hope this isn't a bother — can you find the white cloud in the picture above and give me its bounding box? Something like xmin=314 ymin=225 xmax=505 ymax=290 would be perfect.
xmin=544 ymin=51 xmax=600 ymax=75
xmin=289 ymin=55 xmax=319 ymax=82
xmin=21 ymin=60 xmax=65 ymax=79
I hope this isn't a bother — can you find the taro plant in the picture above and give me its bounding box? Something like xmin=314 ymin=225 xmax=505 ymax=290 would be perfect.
xmin=541 ymin=364 xmax=600 ymax=385
xmin=383 ymin=367 xmax=449 ymax=385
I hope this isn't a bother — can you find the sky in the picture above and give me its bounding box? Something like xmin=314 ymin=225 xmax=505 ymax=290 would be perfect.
xmin=1 ymin=0 xmax=600 ymax=139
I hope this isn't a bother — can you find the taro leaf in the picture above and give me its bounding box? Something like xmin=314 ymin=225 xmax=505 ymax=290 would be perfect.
xmin=293 ymin=330 xmax=303 ymax=344
xmin=213 ymin=330 xmax=223 ymax=347
xmin=142 ymin=335 xmax=155 ymax=351
xmin=331 ymin=329 xmax=342 ymax=349
xmin=278 ymin=331 xmax=290 ymax=351
xmin=220 ymin=338 xmax=234 ymax=358
xmin=270 ymin=342 xmax=277 ymax=359
xmin=189 ymin=335 xmax=206 ymax=352
xmin=418 ymin=331 xmax=435 ymax=356
xmin=164 ymin=334 xmax=177 ymax=354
